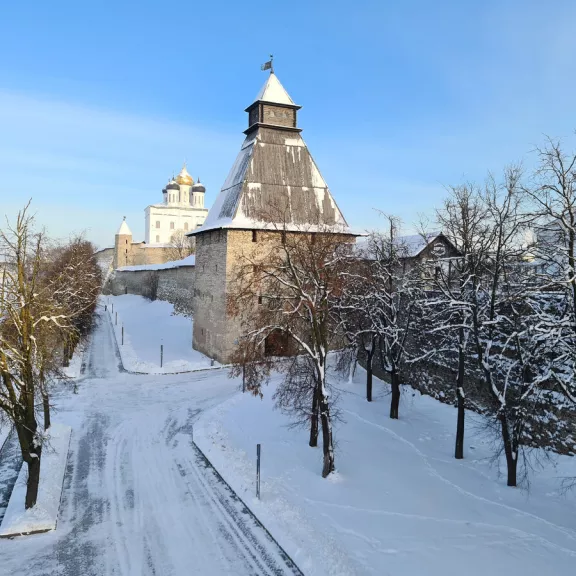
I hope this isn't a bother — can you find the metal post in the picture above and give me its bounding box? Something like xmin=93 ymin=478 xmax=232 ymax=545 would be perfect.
xmin=115 ymin=312 xmax=117 ymax=325
xmin=242 ymin=364 xmax=246 ymax=393
xmin=105 ymin=304 xmax=107 ymax=312
xmin=256 ymin=444 xmax=261 ymax=499
xmin=160 ymin=344 xmax=164 ymax=368
xmin=112 ymin=303 xmax=114 ymax=314
xmin=121 ymin=325 xmax=124 ymax=345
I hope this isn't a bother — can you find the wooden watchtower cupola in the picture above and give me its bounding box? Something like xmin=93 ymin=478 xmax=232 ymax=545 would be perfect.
xmin=244 ymin=71 xmax=302 ymax=135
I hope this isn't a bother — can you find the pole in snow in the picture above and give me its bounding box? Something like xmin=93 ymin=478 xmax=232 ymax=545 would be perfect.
xmin=121 ymin=325 xmax=124 ymax=345
xmin=112 ymin=303 xmax=114 ymax=314
xmin=256 ymin=444 xmax=261 ymax=499
xmin=160 ymin=344 xmax=164 ymax=368
xmin=115 ymin=312 xmax=118 ymax=325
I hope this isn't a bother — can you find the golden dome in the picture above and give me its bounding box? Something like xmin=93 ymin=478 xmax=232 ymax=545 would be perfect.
xmin=175 ymin=163 xmax=194 ymax=186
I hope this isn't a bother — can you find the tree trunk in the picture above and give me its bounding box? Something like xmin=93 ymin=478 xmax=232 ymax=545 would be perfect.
xmin=366 ymin=347 xmax=374 ymax=402
xmin=319 ymin=392 xmax=335 ymax=477
xmin=309 ymin=384 xmax=319 ymax=447
xmin=15 ymin=418 xmax=42 ymax=509
xmin=390 ymin=370 xmax=400 ymax=419
xmin=43 ymin=391 xmax=51 ymax=430
xmin=25 ymin=450 xmax=42 ymax=509
xmin=455 ymin=340 xmax=465 ymax=459
xmin=500 ymin=413 xmax=517 ymax=487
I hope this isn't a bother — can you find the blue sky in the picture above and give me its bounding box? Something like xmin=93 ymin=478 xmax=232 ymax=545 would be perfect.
xmin=1 ymin=0 xmax=576 ymax=248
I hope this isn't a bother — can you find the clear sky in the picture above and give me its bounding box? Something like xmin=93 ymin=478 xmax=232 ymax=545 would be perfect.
xmin=1 ymin=0 xmax=576 ymax=248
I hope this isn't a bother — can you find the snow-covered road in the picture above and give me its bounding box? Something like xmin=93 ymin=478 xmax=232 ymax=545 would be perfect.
xmin=0 ymin=310 xmax=302 ymax=576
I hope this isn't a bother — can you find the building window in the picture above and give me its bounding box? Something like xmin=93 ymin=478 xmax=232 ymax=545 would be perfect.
xmin=252 ymin=230 xmax=257 ymax=242
xmin=156 ymin=235 xmax=160 ymax=243
xmin=156 ymin=221 xmax=160 ymax=228
xmin=258 ymin=295 xmax=262 ymax=305
xmin=125 ymin=239 xmax=128 ymax=244
xmin=311 ymin=233 xmax=316 ymax=245
xmin=170 ymin=222 xmax=175 ymax=230
xmin=281 ymin=230 xmax=286 ymax=245
xmin=184 ymin=222 xmax=189 ymax=231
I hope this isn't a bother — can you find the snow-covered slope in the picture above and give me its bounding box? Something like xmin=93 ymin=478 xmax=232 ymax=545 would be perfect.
xmin=195 ymin=368 xmax=576 ymax=576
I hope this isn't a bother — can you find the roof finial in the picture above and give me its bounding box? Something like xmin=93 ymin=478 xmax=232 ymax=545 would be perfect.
xmin=261 ymin=54 xmax=274 ymax=74
xmin=123 ymin=216 xmax=126 ymax=221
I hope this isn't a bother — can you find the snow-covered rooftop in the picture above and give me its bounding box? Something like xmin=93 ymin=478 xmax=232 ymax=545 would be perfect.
xmin=253 ymin=72 xmax=296 ymax=106
xmin=355 ymin=232 xmax=443 ymax=258
xmin=117 ymin=218 xmax=132 ymax=236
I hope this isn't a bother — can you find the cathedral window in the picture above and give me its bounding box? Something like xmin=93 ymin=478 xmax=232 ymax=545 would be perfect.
xmin=184 ymin=222 xmax=189 ymax=231
xmin=156 ymin=235 xmax=160 ymax=243
xmin=170 ymin=222 xmax=175 ymax=230
xmin=156 ymin=221 xmax=160 ymax=228
xmin=252 ymin=230 xmax=257 ymax=242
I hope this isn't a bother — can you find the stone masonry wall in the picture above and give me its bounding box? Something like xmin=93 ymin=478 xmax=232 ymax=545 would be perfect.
xmin=192 ymin=230 xmax=229 ymax=362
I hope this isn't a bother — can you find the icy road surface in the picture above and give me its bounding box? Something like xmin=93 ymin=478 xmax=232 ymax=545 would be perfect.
xmin=0 ymin=310 xmax=302 ymax=576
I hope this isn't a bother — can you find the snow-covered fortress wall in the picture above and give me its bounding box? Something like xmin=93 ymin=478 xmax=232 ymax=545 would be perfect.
xmin=103 ymin=257 xmax=195 ymax=313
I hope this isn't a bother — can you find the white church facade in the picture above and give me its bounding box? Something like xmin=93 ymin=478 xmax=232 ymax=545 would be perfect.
xmin=144 ymin=164 xmax=209 ymax=245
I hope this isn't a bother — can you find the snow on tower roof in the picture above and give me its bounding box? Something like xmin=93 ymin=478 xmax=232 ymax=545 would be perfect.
xmin=117 ymin=217 xmax=132 ymax=236
xmin=253 ymin=72 xmax=296 ymax=106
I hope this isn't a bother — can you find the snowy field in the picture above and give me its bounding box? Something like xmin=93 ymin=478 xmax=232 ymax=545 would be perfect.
xmin=195 ymin=368 xmax=576 ymax=576
xmin=106 ymin=294 xmax=216 ymax=373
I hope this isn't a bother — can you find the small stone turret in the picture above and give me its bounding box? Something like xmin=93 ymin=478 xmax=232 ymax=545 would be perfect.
xmin=114 ymin=217 xmax=133 ymax=269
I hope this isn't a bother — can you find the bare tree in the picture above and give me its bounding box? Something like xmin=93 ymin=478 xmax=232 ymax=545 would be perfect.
xmin=166 ymin=230 xmax=195 ymax=262
xmin=0 ymin=205 xmax=100 ymax=508
xmin=422 ymin=184 xmax=493 ymax=458
xmin=228 ymin=225 xmax=352 ymax=477
xmin=357 ymin=216 xmax=424 ymax=419
xmin=523 ymin=137 xmax=576 ymax=403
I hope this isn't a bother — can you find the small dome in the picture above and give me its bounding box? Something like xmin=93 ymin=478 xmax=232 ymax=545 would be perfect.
xmin=175 ymin=163 xmax=194 ymax=186
xmin=192 ymin=179 xmax=205 ymax=192
xmin=166 ymin=179 xmax=180 ymax=191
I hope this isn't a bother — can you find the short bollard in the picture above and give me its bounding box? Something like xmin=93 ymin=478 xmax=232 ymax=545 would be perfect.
xmin=105 ymin=304 xmax=107 ymax=312
xmin=160 ymin=344 xmax=164 ymax=368
xmin=112 ymin=303 xmax=114 ymax=313
xmin=256 ymin=444 xmax=261 ymax=499
xmin=211 ymin=358 xmax=215 ymax=367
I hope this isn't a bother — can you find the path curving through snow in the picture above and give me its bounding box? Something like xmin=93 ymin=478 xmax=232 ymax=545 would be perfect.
xmin=0 ymin=309 xmax=301 ymax=576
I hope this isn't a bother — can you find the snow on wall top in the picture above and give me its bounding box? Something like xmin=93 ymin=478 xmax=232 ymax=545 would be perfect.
xmin=117 ymin=254 xmax=196 ymax=272
xmin=117 ymin=218 xmax=132 ymax=236
xmin=253 ymin=73 xmax=296 ymax=106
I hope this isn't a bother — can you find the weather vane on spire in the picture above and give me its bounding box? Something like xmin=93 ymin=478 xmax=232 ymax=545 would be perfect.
xmin=261 ymin=54 xmax=274 ymax=74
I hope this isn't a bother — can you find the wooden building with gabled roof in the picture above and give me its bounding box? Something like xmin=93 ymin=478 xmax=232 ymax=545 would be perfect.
xmin=189 ymin=69 xmax=356 ymax=363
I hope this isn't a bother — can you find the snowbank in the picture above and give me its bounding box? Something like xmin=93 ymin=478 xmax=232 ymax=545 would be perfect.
xmin=195 ymin=369 xmax=576 ymax=576
xmin=61 ymin=340 xmax=87 ymax=379
xmin=106 ymin=294 xmax=217 ymax=373
xmin=0 ymin=424 xmax=72 ymax=537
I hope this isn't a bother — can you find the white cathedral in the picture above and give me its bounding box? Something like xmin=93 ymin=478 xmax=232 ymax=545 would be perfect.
xmin=144 ymin=163 xmax=209 ymax=245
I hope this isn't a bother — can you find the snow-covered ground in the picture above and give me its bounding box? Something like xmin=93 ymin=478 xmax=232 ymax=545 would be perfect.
xmin=195 ymin=368 xmax=576 ymax=576
xmin=0 ymin=424 xmax=72 ymax=537
xmin=0 ymin=308 xmax=300 ymax=575
xmin=105 ymin=294 xmax=217 ymax=373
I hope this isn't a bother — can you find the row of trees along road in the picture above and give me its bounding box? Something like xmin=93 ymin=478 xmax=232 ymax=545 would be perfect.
xmin=229 ymin=136 xmax=576 ymax=488
xmin=0 ymin=203 xmax=101 ymax=508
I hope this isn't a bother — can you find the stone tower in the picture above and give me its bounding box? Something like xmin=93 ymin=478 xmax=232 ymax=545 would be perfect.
xmin=190 ymin=71 xmax=351 ymax=363
xmin=113 ymin=217 xmax=133 ymax=269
